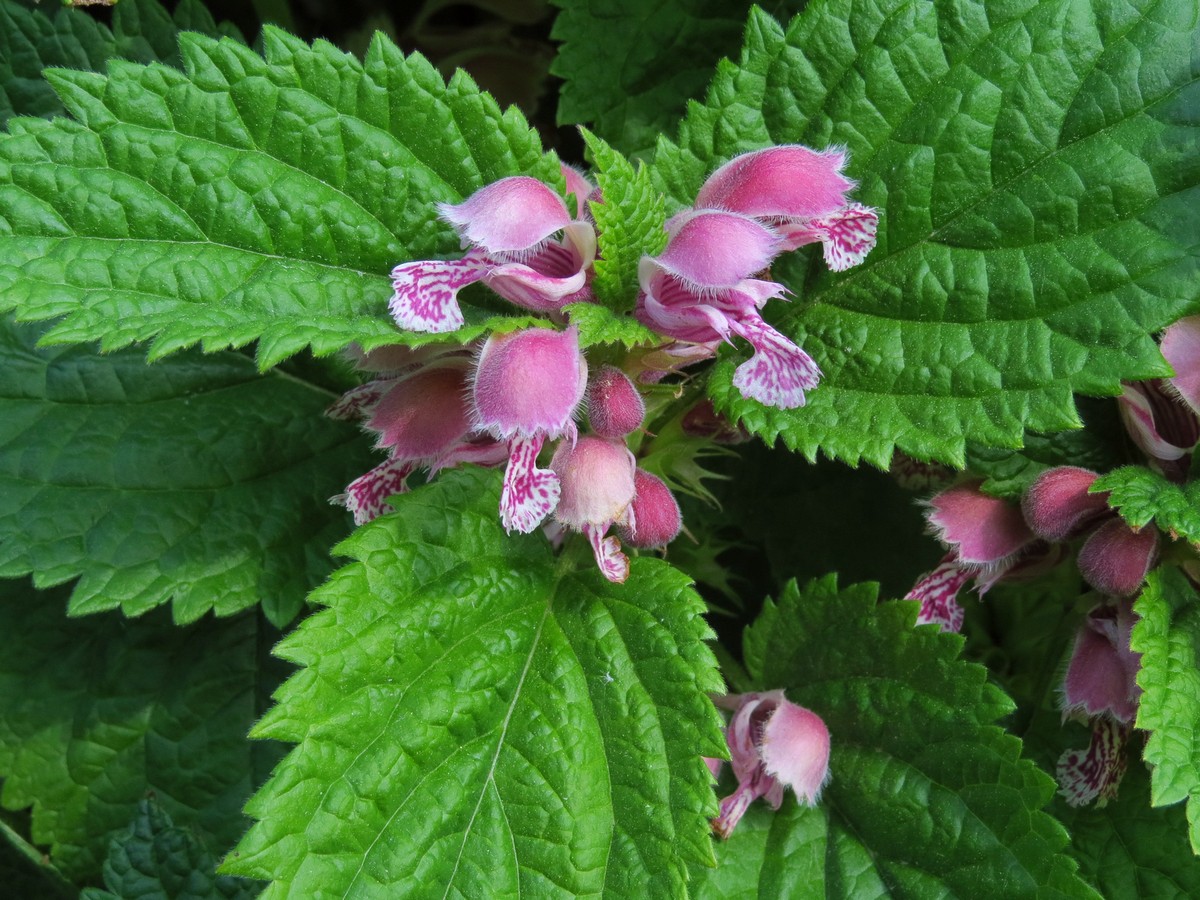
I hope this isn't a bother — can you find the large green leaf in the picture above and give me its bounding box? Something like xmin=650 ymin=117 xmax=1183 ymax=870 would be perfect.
xmin=81 ymin=799 xmax=259 ymax=900
xmin=551 ymin=0 xmax=806 ymax=158
xmin=692 ymin=575 xmax=1097 ymax=897
xmin=0 ymin=316 xmax=375 ymax=625
xmin=0 ymin=578 xmax=286 ymax=883
xmin=1094 ymin=465 xmax=1200 ymax=545
xmin=1132 ymin=566 xmax=1200 ymax=852
xmin=652 ymin=1 xmax=1200 ymax=467
xmin=0 ymin=25 xmax=560 ymax=368
xmin=0 ymin=0 xmax=241 ymax=126
xmin=224 ymin=466 xmax=725 ymax=897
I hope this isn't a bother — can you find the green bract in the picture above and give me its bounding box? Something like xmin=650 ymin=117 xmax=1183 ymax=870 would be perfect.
xmin=1095 ymin=465 xmax=1200 ymax=546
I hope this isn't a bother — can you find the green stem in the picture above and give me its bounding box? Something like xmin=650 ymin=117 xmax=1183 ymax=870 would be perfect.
xmin=250 ymin=0 xmax=297 ymax=31
xmin=0 ymin=820 xmax=75 ymax=899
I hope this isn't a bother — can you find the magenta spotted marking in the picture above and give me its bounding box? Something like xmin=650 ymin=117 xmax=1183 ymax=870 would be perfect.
xmin=787 ymin=203 xmax=879 ymax=272
xmin=1057 ymin=718 xmax=1129 ymax=807
xmin=389 ymin=253 xmax=487 ymax=334
xmin=325 ymin=378 xmax=394 ymax=421
xmin=906 ymin=559 xmax=972 ymax=633
xmin=729 ymin=317 xmax=821 ymax=410
xmin=584 ymin=523 xmax=629 ymax=583
xmin=336 ymin=457 xmax=416 ymax=525
xmin=500 ymin=434 xmax=560 ymax=533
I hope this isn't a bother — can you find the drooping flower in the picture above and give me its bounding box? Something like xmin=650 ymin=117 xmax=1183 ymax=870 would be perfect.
xmin=389 ymin=176 xmax=597 ymax=333
xmin=1023 ymin=467 xmax=1159 ymax=597
xmin=711 ymin=690 xmax=831 ymax=839
xmin=637 ymin=210 xmax=820 ymax=409
xmin=905 ymin=481 xmax=1046 ymax=632
xmin=694 ymin=145 xmax=879 ymax=271
xmin=549 ymin=435 xmax=637 ymax=581
xmin=472 ymin=325 xmax=588 ymax=533
xmin=1057 ymin=599 xmax=1140 ymax=807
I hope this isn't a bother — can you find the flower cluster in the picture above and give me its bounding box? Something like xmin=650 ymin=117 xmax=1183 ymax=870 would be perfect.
xmin=638 ymin=147 xmax=878 ymax=409
xmin=333 ymin=144 xmax=875 ymax=581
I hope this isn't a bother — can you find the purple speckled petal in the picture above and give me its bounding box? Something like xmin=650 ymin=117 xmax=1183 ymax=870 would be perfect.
xmin=500 ymin=433 xmax=560 ymax=533
xmin=906 ymin=558 xmax=972 ymax=632
xmin=333 ymin=457 xmax=415 ymax=525
xmin=389 ymin=252 xmax=488 ymax=333
xmin=1057 ymin=718 xmax=1128 ymax=807
xmin=583 ymin=522 xmax=629 ymax=583
xmin=782 ymin=202 xmax=879 ymax=270
xmin=727 ymin=314 xmax=821 ymax=409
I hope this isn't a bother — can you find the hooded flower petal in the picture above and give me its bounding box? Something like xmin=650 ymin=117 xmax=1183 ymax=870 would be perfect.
xmin=655 ymin=210 xmax=784 ymax=288
xmin=927 ymin=481 xmax=1035 ymax=568
xmin=694 ymin=146 xmax=878 ymax=267
xmin=696 ymin=146 xmax=855 ymax=221
xmin=438 ymin=175 xmax=574 ymax=253
xmin=367 ymin=359 xmax=473 ymax=459
xmin=1062 ymin=601 xmax=1141 ymax=725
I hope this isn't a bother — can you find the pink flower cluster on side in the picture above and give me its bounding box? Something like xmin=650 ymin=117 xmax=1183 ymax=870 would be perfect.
xmin=637 ymin=146 xmax=878 ymax=409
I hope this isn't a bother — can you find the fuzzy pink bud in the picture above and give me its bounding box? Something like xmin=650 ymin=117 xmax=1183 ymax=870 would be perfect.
xmin=616 ymin=470 xmax=682 ymax=548
xmin=1021 ymin=466 xmax=1110 ymax=542
xmin=1077 ymin=519 xmax=1159 ymax=596
xmin=587 ymin=366 xmax=645 ymax=438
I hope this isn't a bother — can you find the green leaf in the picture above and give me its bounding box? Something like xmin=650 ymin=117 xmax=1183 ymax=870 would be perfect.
xmin=1094 ymin=465 xmax=1200 ymax=546
xmin=966 ymin=399 xmax=1127 ymax=499
xmin=564 ymin=301 xmax=660 ymax=348
xmin=0 ymin=578 xmax=286 ymax=882
xmin=80 ymin=799 xmax=259 ymax=900
xmin=0 ymin=316 xmax=376 ymax=625
xmin=551 ymin=0 xmax=807 ymax=158
xmin=1055 ymin=762 xmax=1200 ymax=899
xmin=580 ymin=129 xmax=668 ymax=313
xmin=653 ymin=2 xmax=1200 ymax=467
xmin=224 ymin=466 xmax=726 ymax=897
xmin=696 ymin=575 xmax=1097 ymax=897
xmin=1132 ymin=566 xmax=1200 ymax=852
xmin=0 ymin=25 xmax=562 ymax=368
xmin=0 ymin=0 xmax=241 ymax=126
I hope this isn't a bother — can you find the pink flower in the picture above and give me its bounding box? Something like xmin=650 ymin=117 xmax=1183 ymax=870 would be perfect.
xmin=905 ymin=481 xmax=1045 ymax=632
xmin=1023 ymin=467 xmax=1159 ymax=597
xmin=637 ymin=211 xmax=820 ymax=409
xmin=1057 ymin=599 xmax=1139 ymax=808
xmin=549 ymin=435 xmax=637 ymax=582
xmin=711 ymin=690 xmax=831 ymax=839
xmin=389 ymin=176 xmax=596 ymax=333
xmin=694 ymin=145 xmax=879 ymax=271
xmin=472 ymin=326 xmax=588 ymax=533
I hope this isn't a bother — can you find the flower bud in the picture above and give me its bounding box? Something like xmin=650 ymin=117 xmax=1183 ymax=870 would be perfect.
xmin=1021 ymin=467 xmax=1109 ymax=542
xmin=616 ymin=470 xmax=682 ymax=548
xmin=587 ymin=366 xmax=645 ymax=438
xmin=1077 ymin=519 xmax=1159 ymax=596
